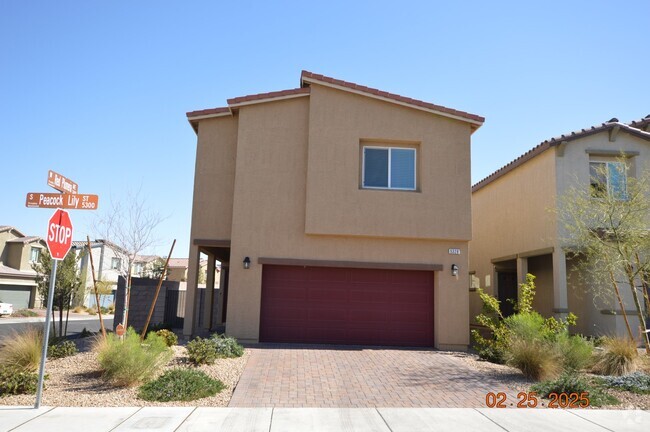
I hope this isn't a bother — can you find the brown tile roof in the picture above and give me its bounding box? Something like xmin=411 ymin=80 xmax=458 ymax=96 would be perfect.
xmin=0 ymin=226 xmax=26 ymax=237
xmin=167 ymin=258 xmax=188 ymax=268
xmin=186 ymin=106 xmax=230 ymax=118
xmin=186 ymin=71 xmax=484 ymax=133
xmin=0 ymin=264 xmax=37 ymax=278
xmin=628 ymin=114 xmax=650 ymax=131
xmin=300 ymin=70 xmax=485 ymax=125
xmin=472 ymin=119 xmax=650 ymax=193
xmin=227 ymin=87 xmax=310 ymax=106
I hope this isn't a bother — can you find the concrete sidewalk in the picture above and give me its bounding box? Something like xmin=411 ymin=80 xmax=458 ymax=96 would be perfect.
xmin=1 ymin=407 xmax=648 ymax=432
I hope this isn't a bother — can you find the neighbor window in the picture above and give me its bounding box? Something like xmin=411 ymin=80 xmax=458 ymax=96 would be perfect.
xmin=362 ymin=147 xmax=416 ymax=190
xmin=30 ymin=247 xmax=40 ymax=262
xmin=110 ymin=257 xmax=121 ymax=270
xmin=133 ymin=263 xmax=144 ymax=275
xmin=590 ymin=161 xmax=627 ymax=199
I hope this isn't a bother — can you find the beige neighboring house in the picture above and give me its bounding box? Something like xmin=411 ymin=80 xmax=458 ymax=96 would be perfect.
xmin=72 ymin=239 xmax=160 ymax=307
xmin=0 ymin=226 xmax=46 ymax=309
xmin=183 ymin=70 xmax=484 ymax=349
xmin=166 ymin=258 xmax=210 ymax=283
xmin=470 ymin=116 xmax=650 ymax=338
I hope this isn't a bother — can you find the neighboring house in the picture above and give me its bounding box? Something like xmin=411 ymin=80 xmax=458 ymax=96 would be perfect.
xmin=72 ymin=239 xmax=160 ymax=307
xmin=0 ymin=226 xmax=46 ymax=309
xmin=183 ymin=70 xmax=484 ymax=349
xmin=166 ymin=258 xmax=211 ymax=283
xmin=470 ymin=116 xmax=650 ymax=338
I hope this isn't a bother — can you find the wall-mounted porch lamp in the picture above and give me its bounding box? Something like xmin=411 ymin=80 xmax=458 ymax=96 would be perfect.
xmin=243 ymin=256 xmax=251 ymax=270
xmin=451 ymin=264 xmax=459 ymax=277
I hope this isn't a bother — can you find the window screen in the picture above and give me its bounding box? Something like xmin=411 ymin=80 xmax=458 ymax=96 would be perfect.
xmin=363 ymin=146 xmax=416 ymax=190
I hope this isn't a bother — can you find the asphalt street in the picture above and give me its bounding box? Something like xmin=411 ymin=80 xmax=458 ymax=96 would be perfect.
xmin=0 ymin=316 xmax=113 ymax=341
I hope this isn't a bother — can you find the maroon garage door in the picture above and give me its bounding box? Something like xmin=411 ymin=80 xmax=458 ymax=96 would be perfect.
xmin=259 ymin=265 xmax=434 ymax=347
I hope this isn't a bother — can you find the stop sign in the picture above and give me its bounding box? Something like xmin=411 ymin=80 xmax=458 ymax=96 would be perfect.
xmin=47 ymin=209 xmax=73 ymax=260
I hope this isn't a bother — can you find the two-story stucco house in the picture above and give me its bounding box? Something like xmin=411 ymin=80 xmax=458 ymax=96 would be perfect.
xmin=470 ymin=116 xmax=650 ymax=338
xmin=183 ymin=71 xmax=484 ymax=350
xmin=0 ymin=226 xmax=46 ymax=309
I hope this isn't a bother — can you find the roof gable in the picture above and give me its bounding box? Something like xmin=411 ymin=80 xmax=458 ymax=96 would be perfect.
xmin=186 ymin=70 xmax=485 ymax=134
xmin=472 ymin=119 xmax=650 ymax=193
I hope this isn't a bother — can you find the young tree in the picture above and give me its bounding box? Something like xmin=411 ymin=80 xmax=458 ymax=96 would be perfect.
xmin=95 ymin=189 xmax=163 ymax=329
xmin=32 ymin=249 xmax=82 ymax=338
xmin=558 ymin=159 xmax=650 ymax=353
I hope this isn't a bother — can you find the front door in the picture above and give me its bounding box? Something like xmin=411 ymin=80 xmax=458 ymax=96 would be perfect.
xmin=497 ymin=272 xmax=518 ymax=317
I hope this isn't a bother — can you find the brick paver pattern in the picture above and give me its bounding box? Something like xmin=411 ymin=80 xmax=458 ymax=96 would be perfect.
xmin=229 ymin=345 xmax=524 ymax=408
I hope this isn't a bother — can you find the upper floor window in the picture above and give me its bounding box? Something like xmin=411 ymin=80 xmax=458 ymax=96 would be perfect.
xmin=110 ymin=257 xmax=121 ymax=270
xmin=30 ymin=247 xmax=41 ymax=262
xmin=362 ymin=146 xmax=416 ymax=190
xmin=590 ymin=161 xmax=627 ymax=199
xmin=133 ymin=263 xmax=144 ymax=276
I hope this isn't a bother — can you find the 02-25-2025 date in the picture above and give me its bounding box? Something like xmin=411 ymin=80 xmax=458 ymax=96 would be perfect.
xmin=486 ymin=391 xmax=590 ymax=408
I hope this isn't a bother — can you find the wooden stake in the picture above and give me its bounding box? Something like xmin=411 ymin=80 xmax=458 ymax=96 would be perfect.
xmin=141 ymin=239 xmax=176 ymax=340
xmin=87 ymin=236 xmax=107 ymax=339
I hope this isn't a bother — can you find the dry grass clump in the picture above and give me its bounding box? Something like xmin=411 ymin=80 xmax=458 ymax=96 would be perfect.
xmin=0 ymin=327 xmax=43 ymax=371
xmin=592 ymin=336 xmax=639 ymax=376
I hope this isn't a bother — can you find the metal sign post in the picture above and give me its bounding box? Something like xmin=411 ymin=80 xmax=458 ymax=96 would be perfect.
xmin=34 ymin=259 xmax=57 ymax=409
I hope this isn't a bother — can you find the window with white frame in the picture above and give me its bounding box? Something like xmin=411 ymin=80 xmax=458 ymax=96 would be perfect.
xmin=30 ymin=247 xmax=41 ymax=262
xmin=362 ymin=146 xmax=416 ymax=190
xmin=110 ymin=257 xmax=121 ymax=270
xmin=589 ymin=161 xmax=627 ymax=199
xmin=133 ymin=263 xmax=144 ymax=276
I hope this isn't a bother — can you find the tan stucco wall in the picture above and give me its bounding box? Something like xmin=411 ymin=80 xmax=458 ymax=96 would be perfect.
xmin=469 ymin=148 xmax=557 ymax=321
xmin=305 ymin=84 xmax=473 ymax=241
xmin=190 ymin=116 xmax=238 ymax=241
xmin=208 ymin=93 xmax=473 ymax=349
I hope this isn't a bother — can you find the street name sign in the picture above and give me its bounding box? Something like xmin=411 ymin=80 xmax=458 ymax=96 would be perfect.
xmin=26 ymin=192 xmax=99 ymax=210
xmin=48 ymin=170 xmax=78 ymax=194
xmin=46 ymin=209 xmax=73 ymax=260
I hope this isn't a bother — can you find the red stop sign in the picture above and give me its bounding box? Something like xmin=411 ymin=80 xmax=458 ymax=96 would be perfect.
xmin=47 ymin=209 xmax=73 ymax=260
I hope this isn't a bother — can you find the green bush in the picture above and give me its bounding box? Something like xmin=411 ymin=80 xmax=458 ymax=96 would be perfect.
xmin=186 ymin=337 xmax=218 ymax=365
xmin=531 ymin=372 xmax=619 ymax=407
xmin=592 ymin=336 xmax=639 ymax=376
xmin=95 ymin=328 xmax=172 ymax=387
xmin=597 ymin=372 xmax=650 ymax=394
xmin=211 ymin=334 xmax=244 ymax=358
xmin=48 ymin=340 xmax=77 ymax=359
xmin=0 ymin=327 xmax=42 ymax=371
xmin=557 ymin=333 xmax=594 ymax=371
xmin=138 ymin=368 xmax=225 ymax=402
xmin=156 ymin=329 xmax=178 ymax=347
xmin=0 ymin=365 xmax=39 ymax=396
xmin=506 ymin=336 xmax=560 ymax=381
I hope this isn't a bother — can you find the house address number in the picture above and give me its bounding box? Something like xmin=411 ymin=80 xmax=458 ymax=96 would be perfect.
xmin=448 ymin=248 xmax=461 ymax=255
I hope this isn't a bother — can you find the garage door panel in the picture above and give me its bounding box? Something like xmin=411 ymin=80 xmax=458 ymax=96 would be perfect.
xmin=260 ymin=265 xmax=434 ymax=347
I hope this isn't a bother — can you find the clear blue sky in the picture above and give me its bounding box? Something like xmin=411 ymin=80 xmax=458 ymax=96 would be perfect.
xmin=1 ymin=1 xmax=648 ymax=258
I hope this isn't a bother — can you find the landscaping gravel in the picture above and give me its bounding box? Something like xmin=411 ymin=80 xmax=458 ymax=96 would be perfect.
xmin=0 ymin=344 xmax=250 ymax=407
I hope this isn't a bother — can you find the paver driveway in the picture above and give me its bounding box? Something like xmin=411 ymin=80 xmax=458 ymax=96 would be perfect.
xmin=229 ymin=344 xmax=525 ymax=408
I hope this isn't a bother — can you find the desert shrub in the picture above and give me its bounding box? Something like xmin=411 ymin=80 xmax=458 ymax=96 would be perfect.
xmin=506 ymin=336 xmax=561 ymax=381
xmin=156 ymin=329 xmax=178 ymax=347
xmin=48 ymin=340 xmax=77 ymax=359
xmin=87 ymin=308 xmax=97 ymax=316
xmin=95 ymin=328 xmax=171 ymax=387
xmin=471 ymin=287 xmax=509 ymax=363
xmin=108 ymin=303 xmax=115 ymax=314
xmin=592 ymin=336 xmax=639 ymax=376
xmin=72 ymin=305 xmax=86 ymax=314
xmin=0 ymin=327 xmax=42 ymax=371
xmin=532 ymin=372 xmax=619 ymax=407
xmin=211 ymin=334 xmax=244 ymax=358
xmin=597 ymin=372 xmax=650 ymax=394
xmin=11 ymin=309 xmax=39 ymax=317
xmin=556 ymin=332 xmax=594 ymax=371
xmin=0 ymin=365 xmax=39 ymax=396
xmin=138 ymin=368 xmax=225 ymax=402
xmin=186 ymin=337 xmax=218 ymax=365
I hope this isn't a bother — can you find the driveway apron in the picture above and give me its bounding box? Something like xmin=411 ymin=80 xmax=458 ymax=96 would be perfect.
xmin=229 ymin=344 xmax=523 ymax=408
